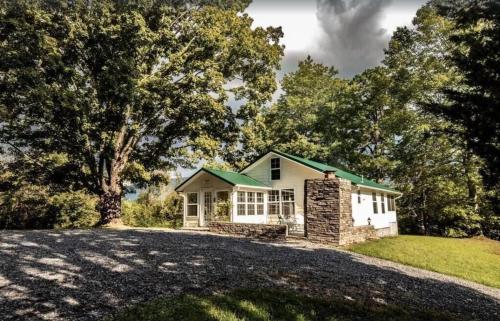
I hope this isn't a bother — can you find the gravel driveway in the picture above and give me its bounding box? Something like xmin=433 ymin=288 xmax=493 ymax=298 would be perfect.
xmin=0 ymin=229 xmax=499 ymax=321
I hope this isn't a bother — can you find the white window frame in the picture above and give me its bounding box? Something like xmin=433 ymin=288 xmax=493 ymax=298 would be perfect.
xmin=280 ymin=188 xmax=295 ymax=219
xmin=372 ymin=192 xmax=378 ymax=214
xmin=268 ymin=190 xmax=280 ymax=216
xmin=237 ymin=191 xmax=265 ymax=216
xmin=256 ymin=192 xmax=264 ymax=215
xmin=237 ymin=191 xmax=246 ymax=216
xmin=381 ymin=193 xmax=386 ymax=214
xmin=186 ymin=192 xmax=199 ymax=217
xmin=357 ymin=189 xmax=361 ymax=204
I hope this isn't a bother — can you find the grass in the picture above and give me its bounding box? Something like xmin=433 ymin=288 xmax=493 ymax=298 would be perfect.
xmin=349 ymin=235 xmax=500 ymax=288
xmin=109 ymin=288 xmax=458 ymax=321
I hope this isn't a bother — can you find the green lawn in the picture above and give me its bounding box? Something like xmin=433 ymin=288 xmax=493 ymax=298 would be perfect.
xmin=109 ymin=289 xmax=457 ymax=321
xmin=349 ymin=235 xmax=500 ymax=288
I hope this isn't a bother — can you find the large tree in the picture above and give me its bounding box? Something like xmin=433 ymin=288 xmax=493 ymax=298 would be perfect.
xmin=431 ymin=0 xmax=500 ymax=212
xmin=0 ymin=0 xmax=283 ymax=224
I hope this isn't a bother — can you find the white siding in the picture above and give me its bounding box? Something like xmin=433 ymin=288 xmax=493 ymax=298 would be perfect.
xmin=181 ymin=172 xmax=233 ymax=193
xmin=351 ymin=188 xmax=397 ymax=229
xmin=243 ymin=153 xmax=324 ymax=225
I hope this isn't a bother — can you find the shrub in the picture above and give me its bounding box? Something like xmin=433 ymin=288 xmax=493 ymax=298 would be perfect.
xmin=49 ymin=191 xmax=100 ymax=229
xmin=0 ymin=187 xmax=99 ymax=230
xmin=0 ymin=185 xmax=52 ymax=229
xmin=122 ymin=192 xmax=183 ymax=228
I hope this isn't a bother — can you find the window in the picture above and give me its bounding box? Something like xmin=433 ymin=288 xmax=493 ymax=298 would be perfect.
xmin=281 ymin=189 xmax=295 ymax=218
xmin=237 ymin=192 xmax=246 ymax=215
xmin=187 ymin=193 xmax=198 ymax=216
xmin=381 ymin=193 xmax=386 ymax=214
xmin=204 ymin=192 xmax=212 ymax=217
xmin=372 ymin=192 xmax=378 ymax=214
xmin=256 ymin=192 xmax=264 ymax=215
xmin=237 ymin=191 xmax=264 ymax=216
xmin=271 ymin=158 xmax=280 ymax=180
xmin=247 ymin=192 xmax=255 ymax=215
xmin=357 ymin=189 xmax=361 ymax=204
xmin=268 ymin=190 xmax=280 ymax=215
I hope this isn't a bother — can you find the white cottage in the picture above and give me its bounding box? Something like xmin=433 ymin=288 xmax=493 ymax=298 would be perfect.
xmin=175 ymin=150 xmax=401 ymax=243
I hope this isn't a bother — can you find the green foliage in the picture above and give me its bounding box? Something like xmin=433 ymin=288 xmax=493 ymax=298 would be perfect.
xmin=49 ymin=191 xmax=100 ymax=229
xmin=108 ymin=288 xmax=458 ymax=321
xmin=349 ymin=235 xmax=500 ymax=288
xmin=431 ymin=0 xmax=500 ymax=214
xmin=0 ymin=186 xmax=99 ymax=230
xmin=122 ymin=189 xmax=183 ymax=228
xmin=0 ymin=0 xmax=283 ymax=222
xmin=0 ymin=185 xmax=53 ymax=229
xmin=260 ymin=5 xmax=495 ymax=238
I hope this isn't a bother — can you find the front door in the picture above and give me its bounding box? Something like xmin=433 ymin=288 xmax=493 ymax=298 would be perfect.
xmin=202 ymin=191 xmax=213 ymax=226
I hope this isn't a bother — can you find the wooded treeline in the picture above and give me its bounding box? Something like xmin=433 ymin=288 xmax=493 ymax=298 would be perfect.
xmin=242 ymin=1 xmax=499 ymax=238
xmin=0 ymin=0 xmax=498 ymax=238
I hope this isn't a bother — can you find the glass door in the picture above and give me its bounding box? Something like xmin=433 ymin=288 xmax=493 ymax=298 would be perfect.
xmin=203 ymin=192 xmax=213 ymax=226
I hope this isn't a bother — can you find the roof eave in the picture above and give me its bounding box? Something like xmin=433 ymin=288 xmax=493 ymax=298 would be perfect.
xmin=354 ymin=183 xmax=401 ymax=195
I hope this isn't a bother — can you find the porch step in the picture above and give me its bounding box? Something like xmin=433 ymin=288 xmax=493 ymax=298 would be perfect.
xmin=180 ymin=227 xmax=210 ymax=231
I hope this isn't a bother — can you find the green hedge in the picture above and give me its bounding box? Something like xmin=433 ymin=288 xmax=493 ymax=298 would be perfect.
xmin=0 ymin=186 xmax=99 ymax=229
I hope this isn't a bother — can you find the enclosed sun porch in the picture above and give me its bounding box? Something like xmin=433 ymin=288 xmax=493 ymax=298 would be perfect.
xmin=175 ymin=168 xmax=300 ymax=231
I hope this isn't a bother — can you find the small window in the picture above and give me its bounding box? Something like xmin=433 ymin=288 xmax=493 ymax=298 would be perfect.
xmin=271 ymin=158 xmax=280 ymax=180
xmin=268 ymin=190 xmax=280 ymax=215
xmin=372 ymin=192 xmax=378 ymax=214
xmin=187 ymin=193 xmax=198 ymax=216
xmin=237 ymin=192 xmax=246 ymax=215
xmin=357 ymin=189 xmax=361 ymax=204
xmin=281 ymin=189 xmax=295 ymax=218
xmin=237 ymin=204 xmax=246 ymax=215
xmin=256 ymin=193 xmax=264 ymax=215
xmin=247 ymin=203 xmax=256 ymax=215
xmin=381 ymin=193 xmax=386 ymax=214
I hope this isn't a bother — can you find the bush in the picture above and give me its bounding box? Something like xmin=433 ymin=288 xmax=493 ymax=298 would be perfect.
xmin=122 ymin=192 xmax=183 ymax=228
xmin=49 ymin=191 xmax=100 ymax=229
xmin=0 ymin=186 xmax=99 ymax=230
xmin=0 ymin=185 xmax=53 ymax=229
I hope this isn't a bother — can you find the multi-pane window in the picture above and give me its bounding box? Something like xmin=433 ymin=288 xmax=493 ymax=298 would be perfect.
xmin=187 ymin=193 xmax=198 ymax=216
xmin=357 ymin=189 xmax=361 ymax=204
xmin=238 ymin=191 xmax=264 ymax=216
xmin=381 ymin=193 xmax=386 ymax=214
xmin=372 ymin=192 xmax=378 ymax=214
xmin=237 ymin=192 xmax=246 ymax=215
xmin=271 ymin=158 xmax=281 ymax=180
xmin=256 ymin=192 xmax=264 ymax=215
xmin=268 ymin=190 xmax=280 ymax=215
xmin=247 ymin=192 xmax=255 ymax=215
xmin=281 ymin=189 xmax=295 ymax=218
xmin=204 ymin=192 xmax=213 ymax=217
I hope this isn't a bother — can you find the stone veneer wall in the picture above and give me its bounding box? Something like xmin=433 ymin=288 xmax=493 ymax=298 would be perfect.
xmin=208 ymin=222 xmax=287 ymax=240
xmin=305 ymin=178 xmax=377 ymax=245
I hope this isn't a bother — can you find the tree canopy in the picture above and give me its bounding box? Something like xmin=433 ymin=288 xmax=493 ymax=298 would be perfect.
xmin=0 ymin=0 xmax=283 ymax=223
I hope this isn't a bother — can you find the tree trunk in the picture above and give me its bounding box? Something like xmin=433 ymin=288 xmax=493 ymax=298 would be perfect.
xmin=99 ymin=191 xmax=122 ymax=225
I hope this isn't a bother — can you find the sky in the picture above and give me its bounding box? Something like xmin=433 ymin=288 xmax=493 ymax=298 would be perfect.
xmin=246 ymin=0 xmax=428 ymax=78
xmin=179 ymin=0 xmax=428 ymax=177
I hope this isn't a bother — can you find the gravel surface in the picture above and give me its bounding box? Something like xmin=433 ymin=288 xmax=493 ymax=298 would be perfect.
xmin=0 ymin=228 xmax=499 ymax=321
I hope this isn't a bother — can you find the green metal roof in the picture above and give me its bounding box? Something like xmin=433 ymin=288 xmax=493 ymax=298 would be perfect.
xmin=270 ymin=150 xmax=399 ymax=193
xmin=175 ymin=167 xmax=270 ymax=191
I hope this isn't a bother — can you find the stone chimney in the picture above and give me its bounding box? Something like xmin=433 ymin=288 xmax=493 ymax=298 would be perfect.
xmin=324 ymin=170 xmax=336 ymax=179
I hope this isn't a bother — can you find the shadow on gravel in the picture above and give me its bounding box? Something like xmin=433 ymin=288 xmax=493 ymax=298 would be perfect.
xmin=0 ymin=229 xmax=498 ymax=321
